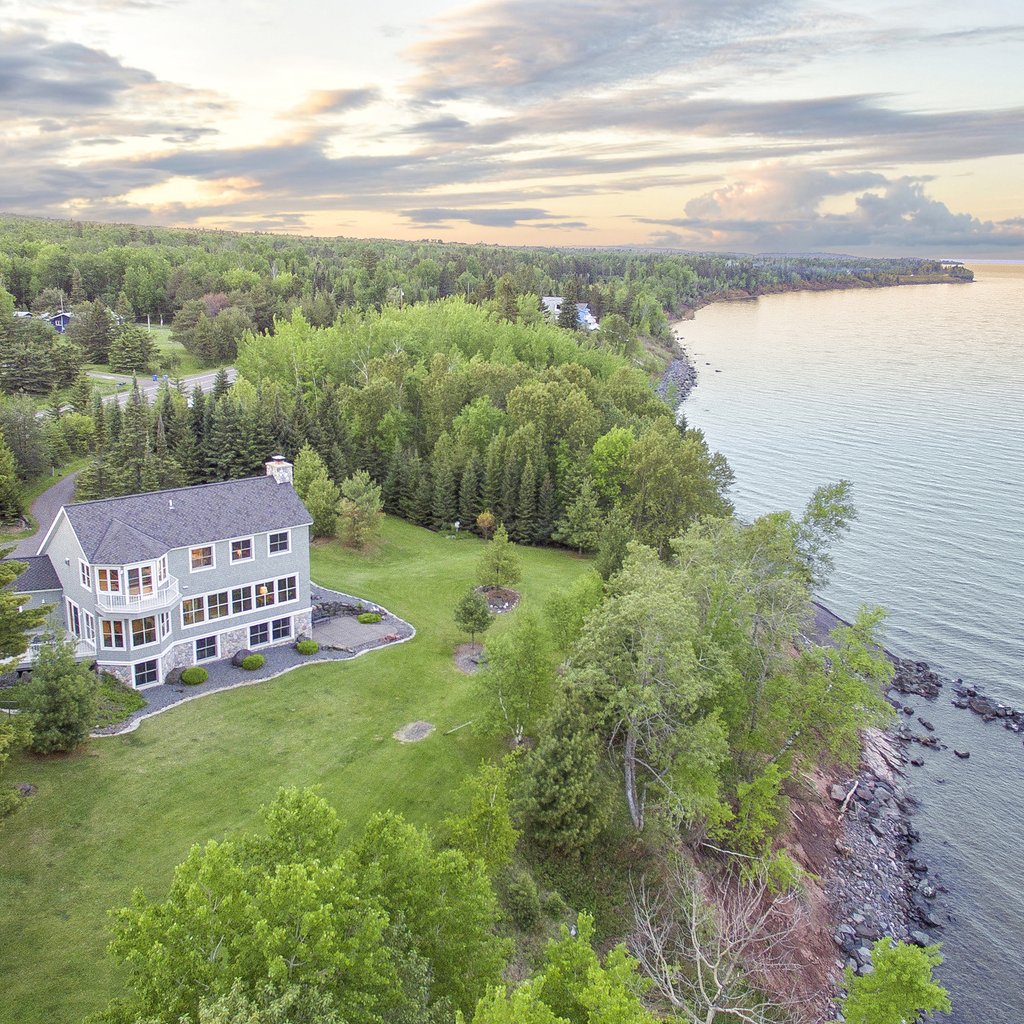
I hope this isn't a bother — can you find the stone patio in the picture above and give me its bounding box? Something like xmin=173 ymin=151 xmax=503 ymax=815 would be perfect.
xmin=92 ymin=583 xmax=414 ymax=736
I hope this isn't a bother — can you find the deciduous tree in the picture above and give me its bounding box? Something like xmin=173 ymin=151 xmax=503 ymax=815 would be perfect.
xmin=840 ymin=938 xmax=951 ymax=1024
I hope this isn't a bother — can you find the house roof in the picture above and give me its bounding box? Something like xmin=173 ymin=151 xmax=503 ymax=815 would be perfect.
xmin=60 ymin=475 xmax=312 ymax=564
xmin=3 ymin=554 xmax=61 ymax=593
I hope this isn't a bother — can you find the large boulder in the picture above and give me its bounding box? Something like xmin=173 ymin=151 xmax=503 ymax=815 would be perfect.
xmin=231 ymin=648 xmax=254 ymax=667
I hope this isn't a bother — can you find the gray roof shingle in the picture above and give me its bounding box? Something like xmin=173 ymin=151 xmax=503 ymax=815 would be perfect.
xmin=3 ymin=554 xmax=61 ymax=592
xmin=62 ymin=476 xmax=312 ymax=564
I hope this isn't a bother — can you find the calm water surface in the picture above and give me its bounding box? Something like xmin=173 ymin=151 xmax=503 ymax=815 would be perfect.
xmin=680 ymin=264 xmax=1024 ymax=1024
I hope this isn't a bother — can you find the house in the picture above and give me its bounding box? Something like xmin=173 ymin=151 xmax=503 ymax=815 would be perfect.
xmin=44 ymin=310 xmax=73 ymax=333
xmin=8 ymin=456 xmax=313 ymax=688
xmin=540 ymin=296 xmax=600 ymax=331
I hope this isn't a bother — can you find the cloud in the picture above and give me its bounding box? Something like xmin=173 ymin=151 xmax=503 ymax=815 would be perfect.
xmin=291 ymin=87 xmax=381 ymax=117
xmin=638 ymin=169 xmax=1024 ymax=253
xmin=401 ymin=206 xmax=559 ymax=227
xmin=404 ymin=0 xmax=783 ymax=104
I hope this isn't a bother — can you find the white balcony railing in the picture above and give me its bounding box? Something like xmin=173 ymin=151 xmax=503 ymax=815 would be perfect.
xmin=96 ymin=576 xmax=180 ymax=613
xmin=23 ymin=637 xmax=97 ymax=664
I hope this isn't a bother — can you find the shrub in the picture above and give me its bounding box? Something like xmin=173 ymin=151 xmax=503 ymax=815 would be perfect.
xmin=180 ymin=667 xmax=208 ymax=686
xmin=357 ymin=612 xmax=382 ymax=624
xmin=295 ymin=639 xmax=319 ymax=655
xmin=501 ymin=868 xmax=542 ymax=931
xmin=241 ymin=654 xmax=265 ymax=671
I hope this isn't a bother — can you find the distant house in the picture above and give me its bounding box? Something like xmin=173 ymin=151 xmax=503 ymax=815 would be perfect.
xmin=13 ymin=311 xmax=32 ymax=319
xmin=540 ymin=296 xmax=600 ymax=331
xmin=6 ymin=457 xmax=313 ymax=688
xmin=44 ymin=310 xmax=73 ymax=334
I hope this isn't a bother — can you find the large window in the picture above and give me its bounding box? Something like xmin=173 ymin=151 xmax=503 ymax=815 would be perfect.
xmin=182 ymin=597 xmax=205 ymax=626
xmin=131 ymin=616 xmax=157 ymax=648
xmin=190 ymin=545 xmax=214 ymax=571
xmin=127 ymin=565 xmax=154 ymax=596
xmin=232 ymin=586 xmax=253 ymax=614
xmin=101 ymin=620 xmax=125 ymax=649
xmin=269 ymin=530 xmax=290 ymax=555
xmin=230 ymin=537 xmax=253 ymax=562
xmin=195 ymin=635 xmax=218 ymax=662
xmin=97 ymin=568 xmax=121 ymax=593
xmin=277 ymin=576 xmax=298 ymax=603
xmin=207 ymin=591 xmax=230 ymax=620
xmin=249 ymin=622 xmax=270 ymax=647
xmin=79 ymin=561 xmax=92 ymax=591
xmin=255 ymin=581 xmax=275 ymax=608
xmin=133 ymin=659 xmax=159 ymax=687
xmin=271 ymin=616 xmax=292 ymax=641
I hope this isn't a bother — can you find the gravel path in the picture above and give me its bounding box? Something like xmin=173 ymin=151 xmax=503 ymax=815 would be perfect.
xmin=92 ymin=584 xmax=415 ymax=737
xmin=10 ymin=470 xmax=81 ymax=557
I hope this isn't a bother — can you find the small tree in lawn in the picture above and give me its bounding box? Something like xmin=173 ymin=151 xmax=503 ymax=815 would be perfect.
xmin=476 ymin=508 xmax=496 ymax=539
xmin=455 ymin=587 xmax=492 ymax=643
xmin=478 ymin=524 xmax=521 ymax=591
xmin=23 ymin=632 xmax=97 ymax=753
xmin=840 ymin=938 xmax=951 ymax=1024
xmin=337 ymin=469 xmax=384 ymax=549
xmin=480 ymin=612 xmax=554 ymax=745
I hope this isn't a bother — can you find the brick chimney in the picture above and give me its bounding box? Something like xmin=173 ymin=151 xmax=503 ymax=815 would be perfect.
xmin=265 ymin=454 xmax=293 ymax=485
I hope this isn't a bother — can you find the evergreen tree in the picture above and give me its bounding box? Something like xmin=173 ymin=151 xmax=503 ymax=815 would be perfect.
xmin=109 ymin=324 xmax=154 ymax=374
xmin=336 ymin=470 xmax=384 ymax=549
xmin=535 ymin=471 xmax=556 ymax=544
xmin=553 ymin=476 xmax=603 ymax=553
xmin=69 ymin=374 xmax=93 ymax=415
xmin=213 ymin=366 xmax=232 ymax=400
xmin=519 ymin=694 xmax=610 ymax=858
xmin=477 ymin=524 xmax=522 ymax=590
xmin=114 ymin=290 xmax=134 ymax=324
xmin=482 ymin=431 xmax=506 ymax=518
xmin=114 ymin=385 xmax=152 ymax=494
xmin=594 ymin=504 xmax=632 ymax=579
xmin=66 ymin=299 xmax=113 ymax=362
xmin=430 ymin=435 xmax=460 ymax=531
xmin=410 ymin=469 xmax=434 ymax=528
xmin=458 ymin=456 xmax=481 ymax=530
xmin=0 ymin=430 xmax=23 ymax=524
xmin=23 ymin=633 xmax=98 ymax=754
xmin=152 ymin=415 xmax=184 ymax=490
xmin=381 ymin=445 xmax=405 ymax=515
xmin=1 ymin=552 xmax=50 ymax=673
xmin=69 ymin=267 xmax=86 ymax=305
xmin=512 ymin=456 xmax=537 ymax=544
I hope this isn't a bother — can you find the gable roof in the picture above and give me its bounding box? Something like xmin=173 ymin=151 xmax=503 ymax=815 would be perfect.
xmin=3 ymin=554 xmax=61 ymax=593
xmin=60 ymin=475 xmax=312 ymax=564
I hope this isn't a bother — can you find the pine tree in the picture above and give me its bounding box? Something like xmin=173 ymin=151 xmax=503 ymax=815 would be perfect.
xmin=535 ymin=471 xmax=556 ymax=544
xmin=553 ymin=477 xmax=603 ymax=553
xmin=337 ymin=470 xmax=384 ymax=549
xmin=303 ymin=473 xmax=341 ymax=538
xmin=477 ymin=524 xmax=522 ymax=590
xmin=114 ymin=290 xmax=134 ymax=324
xmin=69 ymin=267 xmax=86 ymax=305
xmin=213 ymin=366 xmax=231 ymax=400
xmin=520 ymin=695 xmax=610 ymax=858
xmin=109 ymin=324 xmax=154 ymax=375
xmin=512 ymin=456 xmax=537 ymax=544
xmin=482 ymin=431 xmax=506 ymax=517
xmin=458 ymin=456 xmax=481 ymax=530
xmin=69 ymin=374 xmax=93 ymax=415
xmin=0 ymin=430 xmax=23 ymax=524
xmin=410 ymin=469 xmax=433 ymax=528
xmin=23 ymin=633 xmax=98 ymax=754
xmin=114 ymin=385 xmax=152 ymax=495
xmin=430 ymin=437 xmax=460 ymax=531
xmin=151 ymin=415 xmax=184 ymax=490
xmin=382 ymin=445 xmax=405 ymax=514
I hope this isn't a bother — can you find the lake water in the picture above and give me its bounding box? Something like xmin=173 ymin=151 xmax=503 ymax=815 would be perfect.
xmin=679 ymin=264 xmax=1024 ymax=1024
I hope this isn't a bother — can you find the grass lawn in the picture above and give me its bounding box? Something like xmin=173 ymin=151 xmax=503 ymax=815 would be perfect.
xmin=0 ymin=517 xmax=591 ymax=1024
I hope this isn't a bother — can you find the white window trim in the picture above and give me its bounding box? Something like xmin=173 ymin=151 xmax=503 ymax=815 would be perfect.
xmin=83 ymin=611 xmax=96 ymax=645
xmin=271 ymin=615 xmax=293 ymax=642
xmin=179 ymin=577 xmax=302 ymax=631
xmin=125 ymin=562 xmax=157 ymax=598
xmin=181 ymin=595 xmax=207 ymax=629
xmin=96 ymin=566 xmax=122 ymax=594
xmin=131 ymin=657 xmax=161 ymax=689
xmin=79 ymin=560 xmax=92 ymax=591
xmin=66 ymin=598 xmax=81 ymax=638
xmin=100 ymin=619 xmax=126 ymax=650
xmin=189 ymin=544 xmax=216 ymax=573
xmin=268 ymin=529 xmax=291 ymax=556
xmin=229 ymin=535 xmax=255 ymax=564
xmin=159 ymin=611 xmax=171 ymax=639
xmin=195 ymin=635 xmax=219 ymax=662
xmin=128 ymin=615 xmax=160 ymax=650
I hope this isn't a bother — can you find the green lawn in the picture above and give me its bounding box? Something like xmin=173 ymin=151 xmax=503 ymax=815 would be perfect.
xmin=0 ymin=518 xmax=590 ymax=1024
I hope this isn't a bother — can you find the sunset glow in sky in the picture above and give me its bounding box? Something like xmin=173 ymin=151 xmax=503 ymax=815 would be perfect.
xmin=2 ymin=0 xmax=1022 ymax=255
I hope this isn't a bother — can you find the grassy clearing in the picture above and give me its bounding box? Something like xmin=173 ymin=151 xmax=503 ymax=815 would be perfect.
xmin=0 ymin=517 xmax=590 ymax=1024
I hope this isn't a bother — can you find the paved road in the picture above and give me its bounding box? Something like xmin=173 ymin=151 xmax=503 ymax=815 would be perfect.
xmin=10 ymin=470 xmax=81 ymax=557
xmin=102 ymin=366 xmax=236 ymax=408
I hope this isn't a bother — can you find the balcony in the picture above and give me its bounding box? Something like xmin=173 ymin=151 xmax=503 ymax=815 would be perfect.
xmin=96 ymin=576 xmax=180 ymax=614
xmin=23 ymin=637 xmax=97 ymax=664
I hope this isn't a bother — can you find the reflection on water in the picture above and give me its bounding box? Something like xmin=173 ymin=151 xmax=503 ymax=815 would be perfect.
xmin=680 ymin=264 xmax=1024 ymax=1024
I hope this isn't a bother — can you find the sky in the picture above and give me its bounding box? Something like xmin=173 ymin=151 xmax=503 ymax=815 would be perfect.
xmin=1 ymin=0 xmax=1022 ymax=256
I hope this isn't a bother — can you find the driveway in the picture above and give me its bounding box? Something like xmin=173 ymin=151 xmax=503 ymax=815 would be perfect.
xmin=10 ymin=470 xmax=80 ymax=557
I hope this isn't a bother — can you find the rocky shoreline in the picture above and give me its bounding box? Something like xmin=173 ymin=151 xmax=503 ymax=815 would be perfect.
xmin=655 ymin=324 xmax=698 ymax=403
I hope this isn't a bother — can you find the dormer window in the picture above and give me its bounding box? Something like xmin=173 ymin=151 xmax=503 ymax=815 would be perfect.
xmin=190 ymin=545 xmax=214 ymax=571
xmin=231 ymin=537 xmax=253 ymax=563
